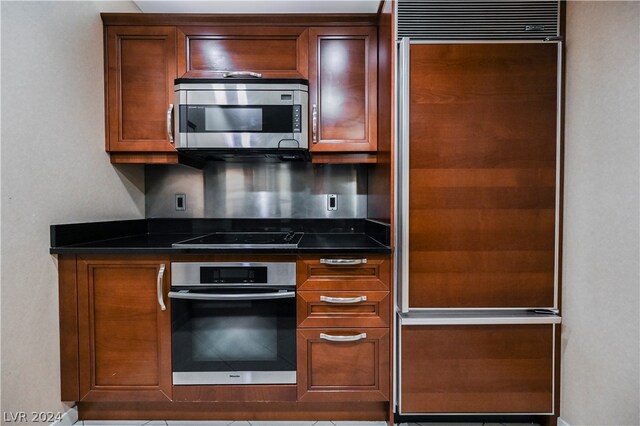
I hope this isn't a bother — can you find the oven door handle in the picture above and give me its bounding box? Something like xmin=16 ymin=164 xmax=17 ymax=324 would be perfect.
xmin=168 ymin=290 xmax=295 ymax=301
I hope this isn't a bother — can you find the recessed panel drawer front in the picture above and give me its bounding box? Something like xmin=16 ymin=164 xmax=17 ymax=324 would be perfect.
xmin=400 ymin=323 xmax=555 ymax=414
xmin=297 ymin=256 xmax=390 ymax=291
xmin=297 ymin=291 xmax=390 ymax=328
xmin=297 ymin=328 xmax=390 ymax=402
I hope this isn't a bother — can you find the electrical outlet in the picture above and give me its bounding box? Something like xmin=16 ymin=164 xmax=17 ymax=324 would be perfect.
xmin=175 ymin=193 xmax=186 ymax=211
xmin=327 ymin=194 xmax=338 ymax=211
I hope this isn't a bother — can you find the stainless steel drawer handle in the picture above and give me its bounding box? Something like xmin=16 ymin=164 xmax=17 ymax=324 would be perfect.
xmin=319 ymin=333 xmax=367 ymax=342
xmin=320 ymin=258 xmax=367 ymax=265
xmin=157 ymin=264 xmax=166 ymax=311
xmin=222 ymin=71 xmax=263 ymax=78
xmin=320 ymin=295 xmax=367 ymax=304
xmin=166 ymin=104 xmax=174 ymax=145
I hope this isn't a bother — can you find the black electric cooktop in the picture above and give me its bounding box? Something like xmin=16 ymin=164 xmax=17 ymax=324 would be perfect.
xmin=172 ymin=232 xmax=303 ymax=248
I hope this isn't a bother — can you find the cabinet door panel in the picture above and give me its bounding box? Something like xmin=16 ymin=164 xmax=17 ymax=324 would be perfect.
xmin=77 ymin=257 xmax=171 ymax=401
xmin=106 ymin=26 xmax=177 ymax=153
xmin=400 ymin=324 xmax=554 ymax=414
xmin=297 ymin=328 xmax=389 ymax=402
xmin=309 ymin=27 xmax=377 ymax=152
xmin=297 ymin=291 xmax=390 ymax=328
xmin=407 ymin=43 xmax=558 ymax=309
xmin=177 ymin=27 xmax=308 ymax=78
xmin=297 ymin=255 xmax=390 ymax=291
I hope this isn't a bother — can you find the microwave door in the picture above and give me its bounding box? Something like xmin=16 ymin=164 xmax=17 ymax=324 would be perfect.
xmin=178 ymin=90 xmax=303 ymax=149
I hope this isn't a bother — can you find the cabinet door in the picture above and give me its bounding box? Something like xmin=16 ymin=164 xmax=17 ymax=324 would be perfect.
xmin=297 ymin=328 xmax=389 ymax=402
xmin=309 ymin=27 xmax=377 ymax=152
xmin=400 ymin=324 xmax=555 ymax=414
xmin=406 ymin=43 xmax=559 ymax=309
xmin=177 ymin=27 xmax=308 ymax=78
xmin=76 ymin=257 xmax=171 ymax=401
xmin=105 ymin=26 xmax=177 ymax=158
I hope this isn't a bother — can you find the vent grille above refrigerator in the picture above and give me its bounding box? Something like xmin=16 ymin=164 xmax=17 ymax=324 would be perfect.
xmin=397 ymin=1 xmax=559 ymax=40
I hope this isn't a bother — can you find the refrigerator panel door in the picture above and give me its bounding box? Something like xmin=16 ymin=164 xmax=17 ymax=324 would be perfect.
xmin=398 ymin=320 xmax=556 ymax=415
xmin=402 ymin=41 xmax=560 ymax=310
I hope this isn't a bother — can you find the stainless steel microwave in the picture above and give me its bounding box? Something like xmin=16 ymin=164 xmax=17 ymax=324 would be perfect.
xmin=173 ymin=78 xmax=309 ymax=160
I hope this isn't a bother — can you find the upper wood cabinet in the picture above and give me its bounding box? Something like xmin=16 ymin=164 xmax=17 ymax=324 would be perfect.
xmin=101 ymin=18 xmax=382 ymax=163
xmin=309 ymin=27 xmax=377 ymax=153
xmin=177 ymin=27 xmax=308 ymax=78
xmin=76 ymin=257 xmax=172 ymax=401
xmin=105 ymin=26 xmax=178 ymax=163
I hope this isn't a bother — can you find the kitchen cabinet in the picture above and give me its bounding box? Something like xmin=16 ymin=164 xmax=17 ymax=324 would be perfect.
xmin=399 ymin=321 xmax=556 ymax=414
xmin=177 ymin=26 xmax=308 ymax=78
xmin=309 ymin=27 xmax=377 ymax=154
xmin=105 ymin=26 xmax=178 ymax=164
xmin=297 ymin=328 xmax=390 ymax=402
xmin=75 ymin=256 xmax=172 ymax=401
xmin=101 ymin=15 xmax=385 ymax=164
xmin=296 ymin=255 xmax=391 ymax=402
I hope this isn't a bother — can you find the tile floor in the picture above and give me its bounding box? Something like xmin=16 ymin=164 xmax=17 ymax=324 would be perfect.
xmin=74 ymin=421 xmax=539 ymax=426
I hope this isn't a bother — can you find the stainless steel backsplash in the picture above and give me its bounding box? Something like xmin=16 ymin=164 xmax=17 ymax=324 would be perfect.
xmin=145 ymin=162 xmax=367 ymax=218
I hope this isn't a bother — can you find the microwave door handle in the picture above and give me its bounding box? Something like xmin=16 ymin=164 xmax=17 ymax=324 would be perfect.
xmin=168 ymin=290 xmax=295 ymax=301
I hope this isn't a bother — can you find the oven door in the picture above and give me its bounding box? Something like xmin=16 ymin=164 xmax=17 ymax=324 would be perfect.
xmin=169 ymin=287 xmax=296 ymax=385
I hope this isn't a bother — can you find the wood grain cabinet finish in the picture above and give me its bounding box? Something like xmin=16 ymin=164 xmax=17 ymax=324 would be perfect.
xmin=76 ymin=257 xmax=172 ymax=401
xmin=407 ymin=43 xmax=559 ymax=309
xmin=297 ymin=255 xmax=390 ymax=291
xmin=309 ymin=27 xmax=377 ymax=153
xmin=400 ymin=324 xmax=554 ymax=414
xmin=177 ymin=27 xmax=308 ymax=78
xmin=296 ymin=255 xmax=391 ymax=403
xmin=297 ymin=328 xmax=390 ymax=402
xmin=105 ymin=26 xmax=178 ymax=163
xmin=297 ymin=291 xmax=390 ymax=328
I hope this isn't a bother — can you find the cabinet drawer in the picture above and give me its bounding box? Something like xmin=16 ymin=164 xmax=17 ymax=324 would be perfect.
xmin=297 ymin=291 xmax=390 ymax=328
xmin=400 ymin=323 xmax=555 ymax=414
xmin=297 ymin=255 xmax=390 ymax=291
xmin=297 ymin=328 xmax=389 ymax=402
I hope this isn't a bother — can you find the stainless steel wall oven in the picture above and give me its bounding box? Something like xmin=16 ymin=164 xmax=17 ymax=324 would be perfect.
xmin=169 ymin=262 xmax=296 ymax=385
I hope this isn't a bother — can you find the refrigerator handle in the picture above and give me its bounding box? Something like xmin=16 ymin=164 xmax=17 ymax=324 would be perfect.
xmin=397 ymin=38 xmax=411 ymax=313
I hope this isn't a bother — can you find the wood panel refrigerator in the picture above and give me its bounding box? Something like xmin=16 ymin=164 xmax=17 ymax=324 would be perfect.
xmin=395 ymin=39 xmax=563 ymax=418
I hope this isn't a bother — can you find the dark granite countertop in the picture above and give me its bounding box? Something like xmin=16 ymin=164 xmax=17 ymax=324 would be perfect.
xmin=50 ymin=218 xmax=391 ymax=255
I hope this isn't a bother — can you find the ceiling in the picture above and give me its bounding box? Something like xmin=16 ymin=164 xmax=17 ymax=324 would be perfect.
xmin=132 ymin=0 xmax=382 ymax=14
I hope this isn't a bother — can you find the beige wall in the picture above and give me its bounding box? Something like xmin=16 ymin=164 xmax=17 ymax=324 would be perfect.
xmin=0 ymin=1 xmax=142 ymax=423
xmin=562 ymin=1 xmax=640 ymax=425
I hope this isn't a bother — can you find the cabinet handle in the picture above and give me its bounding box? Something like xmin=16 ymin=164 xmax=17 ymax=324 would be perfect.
xmin=320 ymin=295 xmax=367 ymax=304
xmin=320 ymin=333 xmax=367 ymax=342
xmin=320 ymin=258 xmax=367 ymax=266
xmin=157 ymin=264 xmax=166 ymax=311
xmin=166 ymin=104 xmax=174 ymax=145
xmin=222 ymin=71 xmax=263 ymax=78
xmin=312 ymin=104 xmax=318 ymax=143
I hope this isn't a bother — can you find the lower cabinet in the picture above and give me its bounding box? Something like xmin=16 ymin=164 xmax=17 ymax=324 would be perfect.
xmin=296 ymin=255 xmax=392 ymax=403
xmin=399 ymin=323 xmax=556 ymax=414
xmin=75 ymin=257 xmax=172 ymax=401
xmin=297 ymin=328 xmax=390 ymax=402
